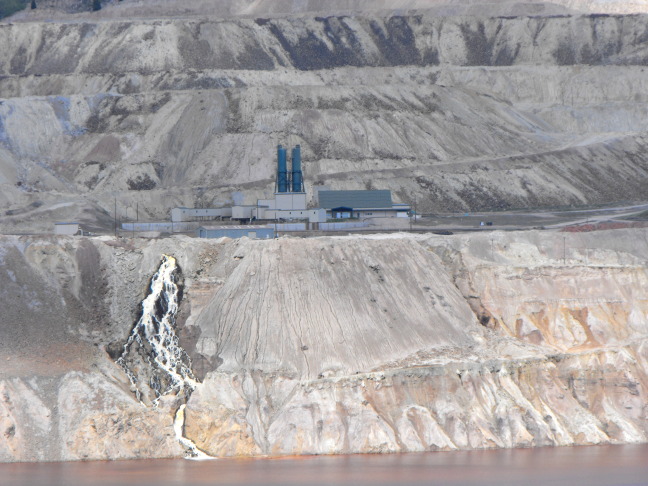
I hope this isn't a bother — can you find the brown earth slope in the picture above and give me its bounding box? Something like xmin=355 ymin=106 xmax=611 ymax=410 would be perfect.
xmin=0 ymin=229 xmax=646 ymax=461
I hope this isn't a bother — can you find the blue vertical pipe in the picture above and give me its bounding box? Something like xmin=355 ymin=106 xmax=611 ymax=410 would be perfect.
xmin=291 ymin=145 xmax=303 ymax=193
xmin=277 ymin=144 xmax=288 ymax=193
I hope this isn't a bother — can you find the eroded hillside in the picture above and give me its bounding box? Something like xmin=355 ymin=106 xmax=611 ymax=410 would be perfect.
xmin=0 ymin=230 xmax=646 ymax=461
xmin=1 ymin=4 xmax=648 ymax=232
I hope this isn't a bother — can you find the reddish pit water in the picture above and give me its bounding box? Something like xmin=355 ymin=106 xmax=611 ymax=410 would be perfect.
xmin=3 ymin=444 xmax=648 ymax=486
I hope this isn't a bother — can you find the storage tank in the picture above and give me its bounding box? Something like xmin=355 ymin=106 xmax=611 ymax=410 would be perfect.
xmin=291 ymin=145 xmax=303 ymax=193
xmin=277 ymin=145 xmax=288 ymax=193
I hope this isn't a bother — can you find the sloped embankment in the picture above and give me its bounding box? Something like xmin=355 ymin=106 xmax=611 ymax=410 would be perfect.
xmin=2 ymin=13 xmax=648 ymax=232
xmin=0 ymin=231 xmax=646 ymax=460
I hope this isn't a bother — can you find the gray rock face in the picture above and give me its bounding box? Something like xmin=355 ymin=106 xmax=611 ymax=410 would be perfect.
xmin=1 ymin=8 xmax=648 ymax=232
xmin=2 ymin=14 xmax=648 ymax=75
xmin=0 ymin=230 xmax=647 ymax=461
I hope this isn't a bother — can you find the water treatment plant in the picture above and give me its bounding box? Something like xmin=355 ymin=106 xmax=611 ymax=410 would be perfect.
xmin=146 ymin=144 xmax=410 ymax=238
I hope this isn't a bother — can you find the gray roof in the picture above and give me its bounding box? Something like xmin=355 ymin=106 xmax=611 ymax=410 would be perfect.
xmin=318 ymin=190 xmax=393 ymax=209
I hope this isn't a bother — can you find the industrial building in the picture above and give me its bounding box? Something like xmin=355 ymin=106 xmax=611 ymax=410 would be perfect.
xmin=171 ymin=144 xmax=408 ymax=233
xmin=54 ymin=222 xmax=81 ymax=235
xmin=248 ymin=144 xmax=327 ymax=223
xmin=196 ymin=225 xmax=275 ymax=239
xmin=173 ymin=144 xmax=326 ymax=225
xmin=318 ymin=190 xmax=410 ymax=219
xmin=171 ymin=207 xmax=232 ymax=223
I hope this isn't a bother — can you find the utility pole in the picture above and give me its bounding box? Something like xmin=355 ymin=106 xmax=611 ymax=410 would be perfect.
xmin=414 ymin=194 xmax=417 ymax=231
xmin=410 ymin=195 xmax=416 ymax=232
xmin=563 ymin=236 xmax=566 ymax=265
xmin=114 ymin=197 xmax=117 ymax=238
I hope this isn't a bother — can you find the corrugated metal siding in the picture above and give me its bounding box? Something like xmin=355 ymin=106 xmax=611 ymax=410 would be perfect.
xmin=197 ymin=227 xmax=275 ymax=239
xmin=318 ymin=190 xmax=392 ymax=209
xmin=123 ymin=222 xmax=200 ymax=232
xmin=319 ymin=221 xmax=369 ymax=230
xmin=273 ymin=223 xmax=307 ymax=231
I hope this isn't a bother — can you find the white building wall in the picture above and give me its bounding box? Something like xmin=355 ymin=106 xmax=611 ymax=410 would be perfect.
xmin=312 ymin=208 xmax=327 ymax=223
xmin=122 ymin=222 xmax=200 ymax=233
xmin=274 ymin=193 xmax=307 ymax=210
xmin=262 ymin=209 xmax=325 ymax=223
xmin=171 ymin=207 xmax=232 ymax=222
xmin=258 ymin=199 xmax=276 ymax=210
xmin=170 ymin=208 xmax=184 ymax=222
xmin=232 ymin=206 xmax=256 ymax=220
xmin=54 ymin=223 xmax=80 ymax=235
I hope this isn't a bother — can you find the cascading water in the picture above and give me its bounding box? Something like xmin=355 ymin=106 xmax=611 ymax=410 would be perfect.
xmin=116 ymin=255 xmax=210 ymax=459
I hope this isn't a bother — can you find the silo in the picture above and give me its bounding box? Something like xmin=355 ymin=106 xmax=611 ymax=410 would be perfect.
xmin=291 ymin=144 xmax=303 ymax=193
xmin=277 ymin=144 xmax=288 ymax=193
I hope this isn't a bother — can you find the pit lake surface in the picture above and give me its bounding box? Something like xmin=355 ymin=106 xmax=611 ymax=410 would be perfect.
xmin=4 ymin=444 xmax=648 ymax=486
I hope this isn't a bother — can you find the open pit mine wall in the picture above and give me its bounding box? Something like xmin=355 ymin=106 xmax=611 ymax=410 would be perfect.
xmin=0 ymin=230 xmax=647 ymax=462
xmin=4 ymin=14 xmax=648 ymax=76
xmin=1 ymin=14 xmax=648 ymax=225
xmin=14 ymin=0 xmax=648 ymax=20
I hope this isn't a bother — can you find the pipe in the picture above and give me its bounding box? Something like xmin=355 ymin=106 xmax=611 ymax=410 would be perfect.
xmin=291 ymin=144 xmax=303 ymax=193
xmin=277 ymin=144 xmax=288 ymax=193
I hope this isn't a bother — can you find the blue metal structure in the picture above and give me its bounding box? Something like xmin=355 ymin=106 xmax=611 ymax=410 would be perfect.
xmin=277 ymin=144 xmax=289 ymax=193
xmin=291 ymin=144 xmax=303 ymax=193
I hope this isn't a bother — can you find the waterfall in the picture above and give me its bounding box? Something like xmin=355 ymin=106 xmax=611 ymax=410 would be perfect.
xmin=174 ymin=404 xmax=211 ymax=460
xmin=117 ymin=255 xmax=211 ymax=459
